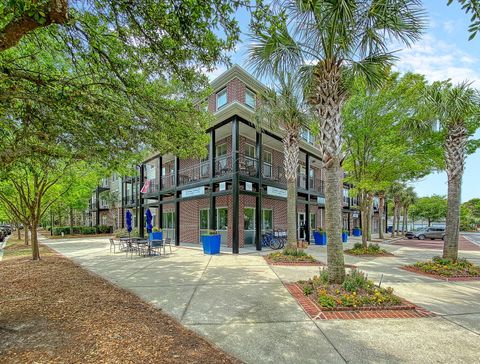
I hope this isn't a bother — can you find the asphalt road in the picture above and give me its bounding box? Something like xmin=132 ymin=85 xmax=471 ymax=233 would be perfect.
xmin=462 ymin=232 xmax=480 ymax=245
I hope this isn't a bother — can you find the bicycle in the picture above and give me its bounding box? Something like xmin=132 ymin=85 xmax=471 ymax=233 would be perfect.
xmin=261 ymin=232 xmax=283 ymax=250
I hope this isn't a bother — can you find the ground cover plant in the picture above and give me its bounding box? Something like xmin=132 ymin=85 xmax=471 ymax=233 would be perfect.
xmin=298 ymin=269 xmax=402 ymax=309
xmin=266 ymin=248 xmax=319 ymax=264
xmin=407 ymin=256 xmax=480 ymax=277
xmin=344 ymin=243 xmax=393 ymax=257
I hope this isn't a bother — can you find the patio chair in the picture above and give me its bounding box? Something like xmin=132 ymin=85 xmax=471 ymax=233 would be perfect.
xmin=109 ymin=238 xmax=122 ymax=253
xmin=164 ymin=237 xmax=173 ymax=254
xmin=149 ymin=240 xmax=163 ymax=256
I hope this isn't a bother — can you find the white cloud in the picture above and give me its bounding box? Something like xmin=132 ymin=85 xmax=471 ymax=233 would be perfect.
xmin=443 ymin=20 xmax=455 ymax=34
xmin=392 ymin=34 xmax=480 ymax=88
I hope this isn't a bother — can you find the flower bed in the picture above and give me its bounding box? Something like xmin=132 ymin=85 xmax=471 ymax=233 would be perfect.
xmin=404 ymin=256 xmax=480 ymax=281
xmin=344 ymin=243 xmax=394 ymax=257
xmin=297 ymin=270 xmax=402 ymax=310
xmin=264 ymin=249 xmax=323 ymax=266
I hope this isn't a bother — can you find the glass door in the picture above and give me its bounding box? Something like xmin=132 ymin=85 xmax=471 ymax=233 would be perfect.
xmin=216 ymin=207 xmax=228 ymax=245
xmin=199 ymin=209 xmax=209 ymax=241
xmin=298 ymin=212 xmax=306 ymax=240
xmin=244 ymin=208 xmax=255 ymax=245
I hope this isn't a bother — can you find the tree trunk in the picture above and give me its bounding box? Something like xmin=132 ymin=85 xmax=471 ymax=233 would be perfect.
xmin=391 ymin=205 xmax=396 ymax=238
xmin=283 ymin=130 xmax=300 ymax=252
xmin=286 ymin=179 xmax=297 ymax=251
xmin=404 ymin=207 xmax=409 ymax=232
xmin=24 ymin=225 xmax=29 ymax=245
xmin=402 ymin=207 xmax=407 ymax=234
xmin=443 ymin=124 xmax=467 ymax=262
xmin=360 ymin=191 xmax=368 ymax=247
xmin=367 ymin=198 xmax=373 ymax=242
xmin=325 ymin=160 xmax=346 ymax=283
xmin=17 ymin=223 xmax=21 ymax=240
xmin=31 ymin=221 xmax=40 ymax=260
xmin=378 ymin=194 xmax=385 ymax=240
xmin=70 ymin=207 xmax=74 ymax=235
xmin=395 ymin=206 xmax=401 ymax=237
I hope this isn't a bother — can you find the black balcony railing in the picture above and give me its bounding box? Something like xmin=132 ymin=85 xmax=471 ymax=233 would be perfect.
xmin=178 ymin=163 xmax=210 ymax=186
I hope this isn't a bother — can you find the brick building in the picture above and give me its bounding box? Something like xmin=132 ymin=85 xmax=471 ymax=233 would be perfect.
xmin=89 ymin=65 xmax=365 ymax=252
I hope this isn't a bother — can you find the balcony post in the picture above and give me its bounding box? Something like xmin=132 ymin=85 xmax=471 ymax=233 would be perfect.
xmin=232 ymin=117 xmax=240 ymax=254
xmin=121 ymin=177 xmax=125 ymax=228
xmin=305 ymin=154 xmax=310 ymax=243
xmin=209 ymin=129 xmax=216 ymax=231
xmin=255 ymin=129 xmax=263 ymax=251
xmin=139 ymin=165 xmax=145 ymax=238
xmin=158 ymin=156 xmax=162 ymax=229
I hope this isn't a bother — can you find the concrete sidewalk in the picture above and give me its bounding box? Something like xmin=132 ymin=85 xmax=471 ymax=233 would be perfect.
xmin=43 ymin=237 xmax=480 ymax=363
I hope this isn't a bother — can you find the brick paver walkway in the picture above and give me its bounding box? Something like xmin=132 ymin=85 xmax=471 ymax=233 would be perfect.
xmin=392 ymin=234 xmax=480 ymax=251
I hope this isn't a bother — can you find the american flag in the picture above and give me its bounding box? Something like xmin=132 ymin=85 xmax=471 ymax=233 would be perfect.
xmin=140 ymin=179 xmax=151 ymax=194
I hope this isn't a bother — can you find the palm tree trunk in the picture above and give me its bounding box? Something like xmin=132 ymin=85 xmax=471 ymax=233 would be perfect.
xmin=443 ymin=124 xmax=467 ymax=261
xmin=378 ymin=194 xmax=385 ymax=240
xmin=396 ymin=206 xmax=401 ymax=237
xmin=286 ymin=180 xmax=297 ymax=250
xmin=283 ymin=130 xmax=299 ymax=252
xmin=325 ymin=160 xmax=346 ymax=283
xmin=391 ymin=205 xmax=396 ymax=238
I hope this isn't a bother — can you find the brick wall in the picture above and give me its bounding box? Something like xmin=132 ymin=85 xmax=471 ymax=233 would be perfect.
xmin=208 ymin=77 xmax=248 ymax=112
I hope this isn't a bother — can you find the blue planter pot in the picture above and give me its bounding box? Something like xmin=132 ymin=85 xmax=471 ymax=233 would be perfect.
xmin=201 ymin=234 xmax=221 ymax=254
xmin=313 ymin=231 xmax=327 ymax=245
xmin=353 ymin=228 xmax=362 ymax=237
xmin=342 ymin=232 xmax=349 ymax=243
xmin=149 ymin=231 xmax=163 ymax=241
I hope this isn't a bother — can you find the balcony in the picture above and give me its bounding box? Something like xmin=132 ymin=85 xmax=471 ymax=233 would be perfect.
xmin=123 ymin=196 xmax=137 ymax=206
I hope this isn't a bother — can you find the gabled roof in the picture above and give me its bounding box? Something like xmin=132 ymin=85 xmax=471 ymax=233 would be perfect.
xmin=210 ymin=64 xmax=268 ymax=94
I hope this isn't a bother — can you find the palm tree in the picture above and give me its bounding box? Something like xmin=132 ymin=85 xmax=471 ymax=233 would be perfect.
xmin=249 ymin=0 xmax=426 ymax=283
xmin=400 ymin=186 xmax=417 ymax=233
xmin=256 ymin=73 xmax=311 ymax=252
xmin=427 ymin=81 xmax=480 ymax=261
xmin=388 ymin=182 xmax=404 ymax=238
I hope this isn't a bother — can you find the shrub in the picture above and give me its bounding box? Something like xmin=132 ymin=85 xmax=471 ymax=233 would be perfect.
xmin=113 ymin=228 xmax=139 ymax=238
xmin=353 ymin=242 xmax=363 ymax=250
xmin=97 ymin=225 xmax=112 ymax=234
xmin=342 ymin=270 xmax=370 ymax=292
xmin=81 ymin=227 xmax=96 ymax=235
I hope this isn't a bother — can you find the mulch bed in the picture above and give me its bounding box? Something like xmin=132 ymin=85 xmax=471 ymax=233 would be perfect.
xmin=401 ymin=266 xmax=480 ymax=282
xmin=263 ymin=256 xmax=325 ymax=266
xmin=0 ymin=245 xmax=240 ymax=363
xmin=285 ymin=283 xmax=434 ymax=320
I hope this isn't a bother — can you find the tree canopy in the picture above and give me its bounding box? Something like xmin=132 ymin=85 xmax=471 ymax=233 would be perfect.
xmin=409 ymin=195 xmax=448 ymax=226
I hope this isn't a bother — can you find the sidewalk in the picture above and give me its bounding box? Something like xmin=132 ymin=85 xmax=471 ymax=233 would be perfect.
xmin=43 ymin=237 xmax=480 ymax=363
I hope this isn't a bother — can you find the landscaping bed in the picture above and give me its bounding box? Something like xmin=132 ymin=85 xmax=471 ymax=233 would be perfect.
xmin=403 ymin=256 xmax=480 ymax=281
xmin=288 ymin=270 xmax=433 ymax=320
xmin=0 ymin=244 xmax=240 ymax=363
xmin=264 ymin=249 xmax=324 ymax=266
xmin=344 ymin=243 xmax=394 ymax=257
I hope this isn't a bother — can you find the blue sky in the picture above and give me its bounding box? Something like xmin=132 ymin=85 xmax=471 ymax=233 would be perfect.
xmin=208 ymin=1 xmax=480 ymax=202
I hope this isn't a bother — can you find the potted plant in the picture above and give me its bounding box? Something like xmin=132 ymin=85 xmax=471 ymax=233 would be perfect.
xmin=149 ymin=227 xmax=163 ymax=241
xmin=342 ymin=229 xmax=349 ymax=243
xmin=313 ymin=227 xmax=327 ymax=245
xmin=201 ymin=230 xmax=221 ymax=254
xmin=353 ymin=227 xmax=362 ymax=237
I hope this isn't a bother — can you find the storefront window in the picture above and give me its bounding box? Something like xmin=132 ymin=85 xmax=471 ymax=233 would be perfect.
xmin=244 ymin=208 xmax=255 ymax=230
xmin=199 ymin=209 xmax=209 ymax=229
xmin=262 ymin=209 xmax=273 ymax=231
xmin=217 ymin=208 xmax=228 ymax=230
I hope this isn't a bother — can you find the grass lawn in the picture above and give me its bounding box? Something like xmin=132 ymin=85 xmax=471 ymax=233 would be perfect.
xmin=0 ymin=244 xmax=239 ymax=363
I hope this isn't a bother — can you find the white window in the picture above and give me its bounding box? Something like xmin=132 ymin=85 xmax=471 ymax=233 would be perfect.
xmin=245 ymin=143 xmax=256 ymax=167
xmin=216 ymin=89 xmax=227 ymax=110
xmin=216 ymin=143 xmax=227 ymax=169
xmin=263 ymin=151 xmax=272 ymax=178
xmin=301 ymin=128 xmax=315 ymax=145
xmin=245 ymin=89 xmax=256 ymax=108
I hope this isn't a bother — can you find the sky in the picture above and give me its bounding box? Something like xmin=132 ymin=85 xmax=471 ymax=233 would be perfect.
xmin=206 ymin=0 xmax=480 ymax=202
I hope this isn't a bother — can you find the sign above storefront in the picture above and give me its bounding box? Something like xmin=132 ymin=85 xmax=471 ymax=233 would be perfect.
xmin=317 ymin=197 xmax=325 ymax=205
xmin=219 ymin=182 xmax=226 ymax=191
xmin=245 ymin=182 xmax=253 ymax=191
xmin=267 ymin=186 xmax=287 ymax=198
xmin=181 ymin=186 xmax=205 ymax=198
xmin=352 ymin=212 xmax=359 ymax=219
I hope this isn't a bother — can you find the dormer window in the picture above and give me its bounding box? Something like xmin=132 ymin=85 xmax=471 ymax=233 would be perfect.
xmin=245 ymin=88 xmax=256 ymax=108
xmin=216 ymin=88 xmax=227 ymax=110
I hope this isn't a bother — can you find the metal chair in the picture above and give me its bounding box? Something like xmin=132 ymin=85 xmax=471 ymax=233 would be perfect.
xmin=109 ymin=238 xmax=122 ymax=253
xmin=149 ymin=240 xmax=163 ymax=256
xmin=164 ymin=237 xmax=173 ymax=254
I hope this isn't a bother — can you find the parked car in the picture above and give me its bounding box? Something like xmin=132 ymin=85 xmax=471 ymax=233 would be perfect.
xmin=0 ymin=225 xmax=12 ymax=235
xmin=405 ymin=226 xmax=445 ymax=240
